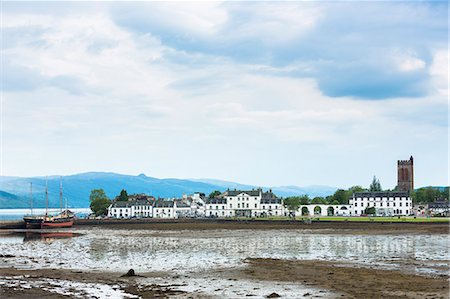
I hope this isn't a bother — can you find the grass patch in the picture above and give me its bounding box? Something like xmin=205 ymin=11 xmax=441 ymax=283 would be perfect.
xmin=232 ymin=216 xmax=449 ymax=223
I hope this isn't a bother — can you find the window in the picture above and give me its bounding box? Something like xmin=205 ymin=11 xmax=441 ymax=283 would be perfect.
xmin=216 ymin=206 xmax=218 ymax=209
xmin=355 ymin=203 xmax=357 ymax=207
xmin=399 ymin=202 xmax=402 ymax=207
xmin=263 ymin=205 xmax=265 ymax=210
xmin=238 ymin=203 xmax=241 ymax=208
xmin=230 ymin=204 xmax=232 ymax=209
xmin=222 ymin=205 xmax=225 ymax=209
xmin=255 ymin=203 xmax=257 ymax=208
xmin=246 ymin=203 xmax=249 ymax=208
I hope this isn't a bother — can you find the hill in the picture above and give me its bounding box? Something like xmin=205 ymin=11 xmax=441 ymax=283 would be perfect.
xmin=0 ymin=172 xmax=338 ymax=209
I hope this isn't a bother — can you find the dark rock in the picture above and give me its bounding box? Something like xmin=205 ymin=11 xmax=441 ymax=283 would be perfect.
xmin=121 ymin=268 xmax=137 ymax=277
xmin=0 ymin=254 xmax=15 ymax=258
xmin=303 ymin=293 xmax=311 ymax=297
xmin=266 ymin=293 xmax=281 ymax=298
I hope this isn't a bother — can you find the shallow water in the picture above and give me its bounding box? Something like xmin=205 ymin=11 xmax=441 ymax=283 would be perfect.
xmin=0 ymin=228 xmax=448 ymax=276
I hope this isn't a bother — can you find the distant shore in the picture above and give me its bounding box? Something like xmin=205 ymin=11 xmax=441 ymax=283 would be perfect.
xmin=1 ymin=218 xmax=448 ymax=234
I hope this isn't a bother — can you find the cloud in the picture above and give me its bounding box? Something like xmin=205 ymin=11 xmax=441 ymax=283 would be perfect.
xmin=2 ymin=1 xmax=448 ymax=187
xmin=108 ymin=1 xmax=447 ymax=100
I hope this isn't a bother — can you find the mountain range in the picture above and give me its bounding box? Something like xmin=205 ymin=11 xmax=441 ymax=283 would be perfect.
xmin=0 ymin=172 xmax=338 ymax=209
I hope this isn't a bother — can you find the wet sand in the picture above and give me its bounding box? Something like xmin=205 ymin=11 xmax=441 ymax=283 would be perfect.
xmin=0 ymin=267 xmax=187 ymax=298
xmin=232 ymin=258 xmax=449 ymax=299
xmin=1 ymin=258 xmax=448 ymax=298
xmin=74 ymin=219 xmax=449 ymax=235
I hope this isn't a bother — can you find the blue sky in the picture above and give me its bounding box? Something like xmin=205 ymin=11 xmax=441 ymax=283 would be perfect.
xmin=1 ymin=1 xmax=448 ymax=189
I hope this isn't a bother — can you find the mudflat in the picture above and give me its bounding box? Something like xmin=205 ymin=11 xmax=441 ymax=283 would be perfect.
xmin=234 ymin=258 xmax=449 ymax=299
xmin=73 ymin=219 xmax=449 ymax=234
xmin=1 ymin=258 xmax=448 ymax=298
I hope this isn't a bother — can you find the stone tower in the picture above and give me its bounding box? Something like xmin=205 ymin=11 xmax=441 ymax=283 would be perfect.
xmin=397 ymin=156 xmax=414 ymax=192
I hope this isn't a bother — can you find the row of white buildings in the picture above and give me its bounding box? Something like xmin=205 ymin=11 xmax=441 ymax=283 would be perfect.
xmin=108 ymin=199 xmax=192 ymax=219
xmin=107 ymin=189 xmax=413 ymax=219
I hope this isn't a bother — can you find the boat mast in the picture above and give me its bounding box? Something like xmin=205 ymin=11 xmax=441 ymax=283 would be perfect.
xmin=45 ymin=178 xmax=48 ymax=216
xmin=30 ymin=182 xmax=33 ymax=216
xmin=60 ymin=177 xmax=63 ymax=213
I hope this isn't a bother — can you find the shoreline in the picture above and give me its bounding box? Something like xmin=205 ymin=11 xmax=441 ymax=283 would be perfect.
xmin=0 ymin=218 xmax=448 ymax=234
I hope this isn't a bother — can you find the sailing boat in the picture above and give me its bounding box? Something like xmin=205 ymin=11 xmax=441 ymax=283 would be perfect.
xmin=23 ymin=178 xmax=74 ymax=229
xmin=23 ymin=182 xmax=45 ymax=228
xmin=41 ymin=177 xmax=74 ymax=228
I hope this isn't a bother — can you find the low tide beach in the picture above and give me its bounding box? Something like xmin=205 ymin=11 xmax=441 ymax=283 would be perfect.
xmin=0 ymin=221 xmax=448 ymax=298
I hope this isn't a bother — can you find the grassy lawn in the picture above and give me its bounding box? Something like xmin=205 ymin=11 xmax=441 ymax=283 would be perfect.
xmin=233 ymin=216 xmax=449 ymax=223
xmin=310 ymin=216 xmax=449 ymax=223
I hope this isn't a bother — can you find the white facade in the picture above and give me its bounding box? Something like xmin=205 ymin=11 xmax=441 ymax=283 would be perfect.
xmin=108 ymin=200 xmax=153 ymax=218
xmin=349 ymin=192 xmax=412 ymax=216
xmin=290 ymin=204 xmax=352 ymax=217
xmin=153 ymin=201 xmax=176 ymax=218
xmin=205 ymin=189 xmax=285 ymax=217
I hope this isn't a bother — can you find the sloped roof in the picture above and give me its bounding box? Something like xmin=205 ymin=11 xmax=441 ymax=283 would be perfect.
xmin=225 ymin=189 xmax=261 ymax=197
xmin=206 ymin=198 xmax=227 ymax=204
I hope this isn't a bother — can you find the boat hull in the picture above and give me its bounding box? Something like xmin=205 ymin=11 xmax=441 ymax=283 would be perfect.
xmin=41 ymin=219 xmax=73 ymax=228
xmin=23 ymin=217 xmax=44 ymax=229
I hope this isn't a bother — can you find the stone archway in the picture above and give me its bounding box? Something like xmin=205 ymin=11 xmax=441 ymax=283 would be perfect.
xmin=301 ymin=207 xmax=309 ymax=216
xmin=314 ymin=206 xmax=322 ymax=215
xmin=327 ymin=206 xmax=335 ymax=216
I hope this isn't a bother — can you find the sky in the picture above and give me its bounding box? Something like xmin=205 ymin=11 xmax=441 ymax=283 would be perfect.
xmin=1 ymin=1 xmax=448 ymax=189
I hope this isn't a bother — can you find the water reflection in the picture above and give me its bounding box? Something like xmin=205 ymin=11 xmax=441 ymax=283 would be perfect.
xmin=0 ymin=229 xmax=448 ymax=276
xmin=0 ymin=230 xmax=82 ymax=243
xmin=23 ymin=231 xmax=80 ymax=242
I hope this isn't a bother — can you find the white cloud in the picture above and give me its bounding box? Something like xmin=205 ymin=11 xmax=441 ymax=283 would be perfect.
xmin=392 ymin=49 xmax=426 ymax=72
xmin=2 ymin=2 xmax=448 ymax=188
xmin=429 ymin=49 xmax=448 ymax=96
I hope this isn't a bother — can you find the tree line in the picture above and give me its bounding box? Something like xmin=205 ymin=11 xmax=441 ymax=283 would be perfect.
xmin=89 ymin=188 xmax=130 ymax=216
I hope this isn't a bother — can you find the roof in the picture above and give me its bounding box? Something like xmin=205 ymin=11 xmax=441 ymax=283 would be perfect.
xmin=154 ymin=200 xmax=174 ymax=208
xmin=261 ymin=198 xmax=282 ymax=204
xmin=111 ymin=200 xmax=153 ymax=208
xmin=225 ymin=189 xmax=261 ymax=197
xmin=261 ymin=191 xmax=278 ymax=200
xmin=429 ymin=201 xmax=449 ymax=209
xmin=352 ymin=191 xmax=409 ymax=198
xmin=206 ymin=198 xmax=227 ymax=204
xmin=177 ymin=202 xmax=190 ymax=208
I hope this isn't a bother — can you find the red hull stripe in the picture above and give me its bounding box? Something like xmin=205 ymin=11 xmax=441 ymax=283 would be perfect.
xmin=41 ymin=221 xmax=73 ymax=228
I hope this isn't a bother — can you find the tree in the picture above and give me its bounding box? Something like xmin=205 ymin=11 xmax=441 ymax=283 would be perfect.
xmin=117 ymin=189 xmax=128 ymax=202
xmin=209 ymin=190 xmax=222 ymax=198
xmin=283 ymin=197 xmax=302 ymax=218
xmin=364 ymin=206 xmax=376 ymax=215
xmin=311 ymin=197 xmax=325 ymax=204
xmin=369 ymin=176 xmax=382 ymax=191
xmin=411 ymin=187 xmax=448 ymax=203
xmin=349 ymin=185 xmax=366 ymax=193
xmin=89 ymin=189 xmax=111 ymax=216
xmin=299 ymin=195 xmax=310 ymax=205
xmin=332 ymin=189 xmax=351 ymax=204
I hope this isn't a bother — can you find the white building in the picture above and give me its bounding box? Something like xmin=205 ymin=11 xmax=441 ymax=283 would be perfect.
xmin=205 ymin=189 xmax=285 ymax=217
xmin=153 ymin=200 xmax=176 ymax=218
xmin=108 ymin=200 xmax=153 ymax=218
xmin=349 ymin=191 xmax=412 ymax=216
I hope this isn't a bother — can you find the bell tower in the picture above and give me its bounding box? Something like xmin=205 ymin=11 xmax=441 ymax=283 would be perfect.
xmin=397 ymin=156 xmax=414 ymax=192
